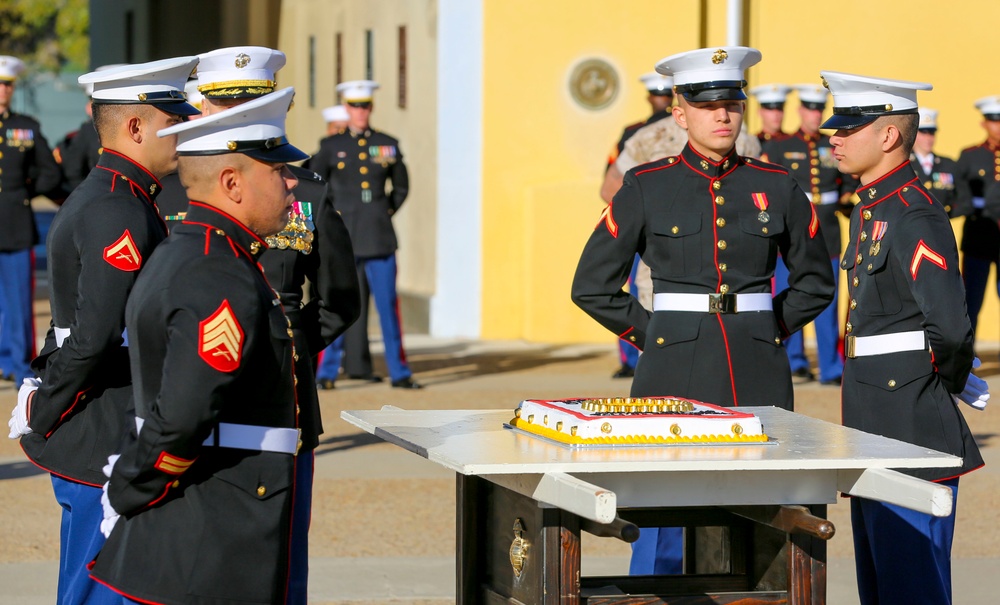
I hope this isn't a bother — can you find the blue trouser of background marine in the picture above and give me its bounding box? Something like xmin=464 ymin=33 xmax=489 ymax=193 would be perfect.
xmin=617 ymin=255 xmax=640 ymax=370
xmin=773 ymin=256 xmax=843 ymax=382
xmin=50 ymin=475 xmax=122 ymax=605
xmin=0 ymin=249 xmax=35 ymax=383
xmin=630 ymin=526 xmax=683 ymax=575
xmin=286 ymin=450 xmax=314 ymax=605
xmin=316 ymin=254 xmax=412 ymax=383
xmin=962 ymin=254 xmax=1000 ymax=351
xmin=851 ymin=478 xmax=959 ymax=605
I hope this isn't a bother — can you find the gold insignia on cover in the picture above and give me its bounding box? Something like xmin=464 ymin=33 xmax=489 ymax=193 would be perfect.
xmin=712 ymin=49 xmax=728 ymax=64
xmin=235 ymin=53 xmax=251 ymax=69
xmin=821 ymin=76 xmax=829 ymax=89
xmin=509 ymin=519 xmax=529 ymax=578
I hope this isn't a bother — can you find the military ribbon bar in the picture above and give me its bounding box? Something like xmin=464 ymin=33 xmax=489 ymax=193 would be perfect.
xmin=872 ymin=220 xmax=888 ymax=241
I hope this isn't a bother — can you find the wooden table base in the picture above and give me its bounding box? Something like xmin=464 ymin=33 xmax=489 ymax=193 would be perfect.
xmin=458 ymin=475 xmax=830 ymax=605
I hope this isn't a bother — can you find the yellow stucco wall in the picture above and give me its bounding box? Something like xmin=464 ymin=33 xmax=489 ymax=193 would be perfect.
xmin=483 ymin=0 xmax=1000 ymax=344
xmin=480 ymin=0 xmax=706 ymax=341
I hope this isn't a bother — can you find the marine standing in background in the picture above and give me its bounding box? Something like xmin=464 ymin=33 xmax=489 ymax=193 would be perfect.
xmin=310 ymin=80 xmax=421 ymax=389
xmin=955 ymin=96 xmax=1000 ymax=350
xmin=909 ymin=108 xmax=962 ymax=217
xmin=760 ymin=84 xmax=856 ymax=385
xmin=91 ymin=87 xmax=308 ymax=605
xmin=822 ymin=69 xmax=985 ymax=605
xmin=0 ymin=56 xmax=62 ymax=385
xmin=604 ymin=72 xmax=674 ymax=379
xmin=179 ymin=45 xmax=361 ymax=604
xmin=573 ymin=46 xmax=834 ymax=577
xmin=8 ymin=57 xmax=200 ymax=605
xmin=748 ymin=83 xmax=790 ymax=144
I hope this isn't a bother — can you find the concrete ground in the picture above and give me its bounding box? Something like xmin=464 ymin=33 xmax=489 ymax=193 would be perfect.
xmin=1 ymin=315 xmax=998 ymax=604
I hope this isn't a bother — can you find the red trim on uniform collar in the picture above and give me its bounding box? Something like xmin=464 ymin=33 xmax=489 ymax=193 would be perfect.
xmin=686 ymin=143 xmax=736 ymax=167
xmin=856 ymin=161 xmax=910 ymax=193
xmin=100 ymin=148 xmax=165 ymax=190
xmin=184 ymin=201 xmax=269 ymax=250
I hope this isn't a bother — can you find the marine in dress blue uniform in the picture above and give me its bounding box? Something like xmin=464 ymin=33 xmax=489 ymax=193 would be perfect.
xmin=822 ymin=70 xmax=985 ymax=605
xmin=7 ymin=57 xmax=200 ymax=605
xmin=749 ymin=83 xmax=791 ymax=144
xmin=955 ymin=95 xmax=1000 ymax=351
xmin=0 ymin=56 xmax=62 ymax=384
xmin=573 ymin=47 xmax=835 ymax=577
xmin=310 ymin=80 xmax=421 ymax=389
xmin=909 ymin=108 xmax=963 ymax=217
xmin=760 ymin=84 xmax=856 ymax=385
xmin=605 ymin=72 xmax=675 ymax=379
xmin=90 ymin=88 xmax=309 ymax=605
xmin=162 ymin=47 xmax=360 ymax=604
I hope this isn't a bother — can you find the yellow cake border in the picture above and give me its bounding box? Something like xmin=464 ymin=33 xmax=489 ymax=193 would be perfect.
xmin=509 ymin=417 xmax=769 ymax=445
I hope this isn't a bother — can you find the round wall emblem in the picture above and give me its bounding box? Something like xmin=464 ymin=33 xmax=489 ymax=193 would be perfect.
xmin=568 ymin=58 xmax=619 ymax=110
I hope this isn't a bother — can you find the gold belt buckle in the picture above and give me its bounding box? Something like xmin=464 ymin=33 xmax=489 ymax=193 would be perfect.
xmin=845 ymin=335 xmax=857 ymax=359
xmin=708 ymin=293 xmax=737 ymax=314
xmin=295 ymin=428 xmax=303 ymax=456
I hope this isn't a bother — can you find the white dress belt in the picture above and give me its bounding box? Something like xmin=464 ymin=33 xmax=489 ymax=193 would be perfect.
xmin=135 ymin=417 xmax=299 ymax=455
xmin=804 ymin=190 xmax=840 ymax=205
xmin=653 ymin=292 xmax=773 ymax=314
xmin=973 ymin=196 xmax=985 ymax=209
xmin=845 ymin=330 xmax=926 ymax=359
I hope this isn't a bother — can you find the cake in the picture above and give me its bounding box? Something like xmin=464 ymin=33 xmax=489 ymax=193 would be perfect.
xmin=508 ymin=397 xmax=767 ymax=445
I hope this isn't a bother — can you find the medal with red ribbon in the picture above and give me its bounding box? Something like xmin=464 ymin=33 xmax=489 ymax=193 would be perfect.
xmin=752 ymin=192 xmax=770 ymax=223
xmin=870 ymin=220 xmax=887 ymax=256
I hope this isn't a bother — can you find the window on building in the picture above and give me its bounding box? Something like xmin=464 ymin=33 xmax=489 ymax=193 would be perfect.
xmin=398 ymin=26 xmax=406 ymax=108
xmin=335 ymin=32 xmax=343 ymax=95
xmin=365 ymin=29 xmax=373 ymax=80
xmin=308 ymin=35 xmax=316 ymax=108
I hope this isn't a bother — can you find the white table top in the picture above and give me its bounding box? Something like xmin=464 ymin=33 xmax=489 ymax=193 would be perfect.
xmin=341 ymin=406 xmax=959 ymax=476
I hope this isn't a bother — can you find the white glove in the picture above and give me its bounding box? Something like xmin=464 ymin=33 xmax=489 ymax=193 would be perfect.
xmin=954 ymin=357 xmax=989 ymax=411
xmin=100 ymin=454 xmax=121 ymax=538
xmin=8 ymin=377 xmax=40 ymax=439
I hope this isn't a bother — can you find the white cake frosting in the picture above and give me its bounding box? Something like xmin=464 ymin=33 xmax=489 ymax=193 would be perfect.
xmin=509 ymin=397 xmax=766 ymax=445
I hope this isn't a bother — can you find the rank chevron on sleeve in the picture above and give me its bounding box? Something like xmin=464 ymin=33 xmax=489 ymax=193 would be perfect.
xmin=597 ymin=204 xmax=618 ymax=238
xmin=198 ymin=300 xmax=244 ymax=372
xmin=910 ymin=240 xmax=946 ymax=280
xmin=103 ymin=229 xmax=142 ymax=271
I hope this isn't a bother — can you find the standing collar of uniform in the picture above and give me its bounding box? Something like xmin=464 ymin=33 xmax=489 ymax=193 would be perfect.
xmin=0 ymin=109 xmax=9 ymax=120
xmin=982 ymin=139 xmax=1000 ymax=152
xmin=182 ymin=201 xmax=269 ymax=261
xmin=855 ymin=161 xmax=918 ymax=204
xmin=679 ymin=143 xmax=741 ymax=178
xmin=348 ymin=126 xmax=373 ymax=138
xmin=94 ymin=149 xmax=165 ymax=204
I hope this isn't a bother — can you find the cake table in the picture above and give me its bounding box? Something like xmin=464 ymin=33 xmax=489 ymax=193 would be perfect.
xmin=341 ymin=406 xmax=959 ymax=605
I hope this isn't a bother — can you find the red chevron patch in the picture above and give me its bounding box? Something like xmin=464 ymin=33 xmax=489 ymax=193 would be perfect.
xmin=597 ymin=204 xmax=618 ymax=238
xmin=103 ymin=230 xmax=142 ymax=271
xmin=910 ymin=240 xmax=946 ymax=280
xmin=198 ymin=300 xmax=244 ymax=373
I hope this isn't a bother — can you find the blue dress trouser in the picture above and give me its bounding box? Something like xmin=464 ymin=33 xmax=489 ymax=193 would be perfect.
xmin=50 ymin=475 xmax=123 ymax=605
xmin=774 ymin=256 xmax=843 ymax=381
xmin=0 ymin=249 xmax=34 ymax=383
xmin=851 ymin=478 xmax=959 ymax=605
xmin=617 ymin=255 xmax=640 ymax=369
xmin=629 ymin=526 xmax=683 ymax=575
xmin=318 ymin=255 xmax=412 ymax=382
xmin=286 ymin=450 xmax=315 ymax=604
xmin=962 ymin=254 xmax=998 ymax=343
